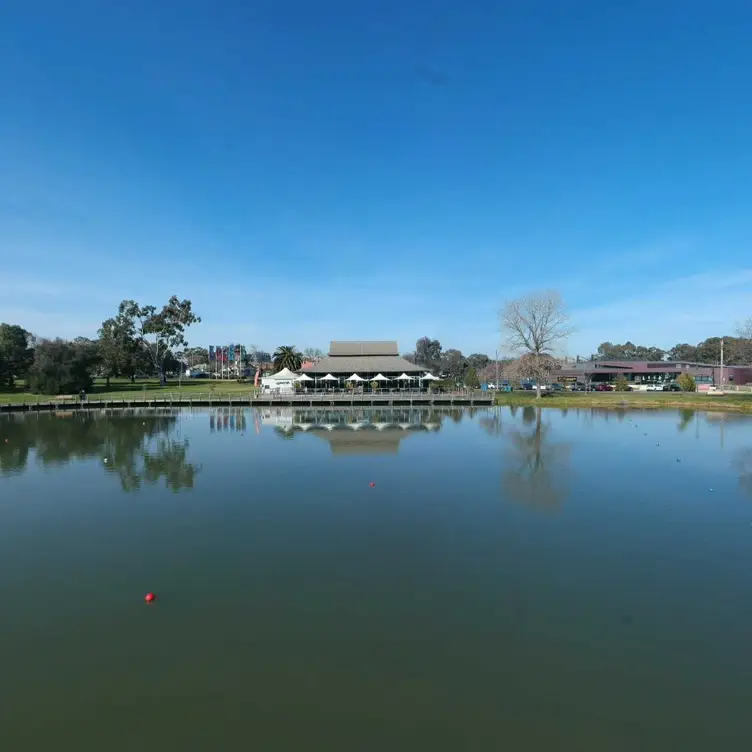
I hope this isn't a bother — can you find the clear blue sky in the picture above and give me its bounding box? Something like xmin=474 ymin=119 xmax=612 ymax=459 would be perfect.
xmin=2 ymin=0 xmax=751 ymax=358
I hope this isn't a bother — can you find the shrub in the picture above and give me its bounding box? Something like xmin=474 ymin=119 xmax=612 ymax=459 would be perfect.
xmin=464 ymin=367 xmax=480 ymax=389
xmin=614 ymin=375 xmax=630 ymax=392
xmin=677 ymin=373 xmax=696 ymax=392
xmin=28 ymin=338 xmax=99 ymax=395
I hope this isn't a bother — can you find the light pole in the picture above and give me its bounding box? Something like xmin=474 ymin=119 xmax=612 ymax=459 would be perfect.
xmin=720 ymin=337 xmax=724 ymax=388
xmin=495 ymin=349 xmax=499 ymax=388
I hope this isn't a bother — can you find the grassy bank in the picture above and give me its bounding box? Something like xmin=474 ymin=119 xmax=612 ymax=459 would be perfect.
xmin=0 ymin=378 xmax=258 ymax=405
xmin=494 ymin=390 xmax=752 ymax=413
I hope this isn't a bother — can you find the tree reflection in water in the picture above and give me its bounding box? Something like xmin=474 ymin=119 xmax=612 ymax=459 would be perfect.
xmin=502 ymin=406 xmax=572 ymax=510
xmin=479 ymin=409 xmax=502 ymax=438
xmin=0 ymin=410 xmax=199 ymax=492
xmin=734 ymin=447 xmax=752 ymax=498
xmin=677 ymin=409 xmax=695 ymax=433
xmin=273 ymin=426 xmax=296 ymax=440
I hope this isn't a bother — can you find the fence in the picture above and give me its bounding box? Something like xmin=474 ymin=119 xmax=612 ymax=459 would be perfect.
xmin=1 ymin=389 xmax=493 ymax=412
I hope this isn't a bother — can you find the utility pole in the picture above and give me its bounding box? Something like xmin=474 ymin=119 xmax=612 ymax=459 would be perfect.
xmin=495 ymin=349 xmax=499 ymax=388
xmin=720 ymin=337 xmax=724 ymax=388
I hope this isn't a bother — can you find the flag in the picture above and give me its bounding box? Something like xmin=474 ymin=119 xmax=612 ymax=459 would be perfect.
xmin=209 ymin=346 xmax=215 ymax=361
xmin=254 ymin=369 xmax=260 ymax=387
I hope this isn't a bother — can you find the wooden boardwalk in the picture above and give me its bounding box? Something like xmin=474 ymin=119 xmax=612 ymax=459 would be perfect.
xmin=0 ymin=391 xmax=493 ymax=413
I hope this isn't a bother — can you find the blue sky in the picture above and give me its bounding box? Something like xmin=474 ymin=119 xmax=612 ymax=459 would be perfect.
xmin=2 ymin=0 xmax=751 ymax=359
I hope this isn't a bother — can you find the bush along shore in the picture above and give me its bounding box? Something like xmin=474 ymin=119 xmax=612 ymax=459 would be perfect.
xmin=493 ymin=390 xmax=752 ymax=413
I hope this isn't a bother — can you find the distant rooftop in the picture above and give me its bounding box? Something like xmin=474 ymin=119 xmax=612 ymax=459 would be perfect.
xmin=328 ymin=341 xmax=399 ymax=357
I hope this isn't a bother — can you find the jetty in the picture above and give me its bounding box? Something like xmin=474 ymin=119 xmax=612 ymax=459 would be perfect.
xmin=0 ymin=390 xmax=493 ymax=413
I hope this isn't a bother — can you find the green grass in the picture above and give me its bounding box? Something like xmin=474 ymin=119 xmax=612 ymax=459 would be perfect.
xmin=0 ymin=378 xmax=259 ymax=405
xmin=494 ymin=389 xmax=752 ymax=413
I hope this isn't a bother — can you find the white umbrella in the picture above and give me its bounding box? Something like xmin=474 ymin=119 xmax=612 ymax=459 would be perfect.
xmin=421 ymin=373 xmax=440 ymax=381
xmin=346 ymin=374 xmax=366 ymax=381
xmin=318 ymin=373 xmax=338 ymax=390
xmin=346 ymin=422 xmax=366 ymax=430
xmin=295 ymin=373 xmax=314 ymax=382
xmin=395 ymin=373 xmax=414 ymax=390
xmin=371 ymin=422 xmax=391 ymax=430
xmin=371 ymin=373 xmax=390 ymax=382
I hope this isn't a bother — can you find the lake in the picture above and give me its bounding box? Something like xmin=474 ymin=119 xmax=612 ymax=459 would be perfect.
xmin=1 ymin=405 xmax=751 ymax=750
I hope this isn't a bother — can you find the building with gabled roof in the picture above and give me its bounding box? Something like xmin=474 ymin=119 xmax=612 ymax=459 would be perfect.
xmin=304 ymin=341 xmax=428 ymax=383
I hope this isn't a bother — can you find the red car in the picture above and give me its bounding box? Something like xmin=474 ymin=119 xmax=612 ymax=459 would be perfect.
xmin=594 ymin=383 xmax=614 ymax=392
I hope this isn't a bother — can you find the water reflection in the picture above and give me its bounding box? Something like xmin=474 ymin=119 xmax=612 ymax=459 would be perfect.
xmin=0 ymin=410 xmax=199 ymax=492
xmin=502 ymin=407 xmax=572 ymax=510
xmin=209 ymin=409 xmax=247 ymax=433
xmin=734 ymin=448 xmax=752 ymax=497
xmin=677 ymin=409 xmax=695 ymax=432
xmin=479 ymin=410 xmax=502 ymax=437
xmin=259 ymin=406 xmax=448 ymax=455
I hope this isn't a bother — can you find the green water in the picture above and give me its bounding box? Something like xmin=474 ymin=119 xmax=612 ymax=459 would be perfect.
xmin=1 ymin=406 xmax=751 ymax=750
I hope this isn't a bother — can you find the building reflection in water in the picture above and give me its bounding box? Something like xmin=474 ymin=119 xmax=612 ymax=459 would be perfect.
xmin=501 ymin=406 xmax=572 ymax=510
xmin=0 ymin=409 xmax=199 ymax=492
xmin=257 ymin=406 xmax=447 ymax=455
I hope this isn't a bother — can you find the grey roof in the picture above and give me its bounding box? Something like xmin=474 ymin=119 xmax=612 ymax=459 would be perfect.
xmin=328 ymin=341 xmax=399 ymax=357
xmin=305 ymin=354 xmax=426 ymax=374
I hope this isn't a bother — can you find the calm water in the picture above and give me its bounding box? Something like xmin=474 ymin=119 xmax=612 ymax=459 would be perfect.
xmin=1 ymin=405 xmax=751 ymax=750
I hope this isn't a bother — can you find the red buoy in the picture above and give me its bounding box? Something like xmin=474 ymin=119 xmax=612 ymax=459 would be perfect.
xmin=144 ymin=592 xmax=156 ymax=604
xmin=369 ymin=482 xmax=375 ymax=487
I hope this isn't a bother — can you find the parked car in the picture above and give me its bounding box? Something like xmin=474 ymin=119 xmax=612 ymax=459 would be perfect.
xmin=645 ymin=383 xmax=661 ymax=391
xmin=570 ymin=383 xmax=587 ymax=392
xmin=594 ymin=384 xmax=614 ymax=392
xmin=662 ymin=383 xmax=681 ymax=392
xmin=549 ymin=383 xmax=564 ymax=392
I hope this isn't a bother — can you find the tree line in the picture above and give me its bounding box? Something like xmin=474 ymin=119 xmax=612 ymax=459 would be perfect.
xmin=594 ymin=335 xmax=752 ymax=365
xmin=0 ymin=296 xmax=200 ymax=395
xmin=402 ymin=338 xmax=503 ymax=389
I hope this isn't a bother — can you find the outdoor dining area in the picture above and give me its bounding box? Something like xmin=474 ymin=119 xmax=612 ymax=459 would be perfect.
xmin=292 ymin=372 xmax=441 ymax=392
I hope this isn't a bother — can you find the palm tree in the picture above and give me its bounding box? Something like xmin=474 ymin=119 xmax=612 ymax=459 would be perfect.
xmin=272 ymin=345 xmax=302 ymax=372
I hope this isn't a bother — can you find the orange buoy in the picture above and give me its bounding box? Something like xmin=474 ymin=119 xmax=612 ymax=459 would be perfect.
xmin=144 ymin=592 xmax=156 ymax=604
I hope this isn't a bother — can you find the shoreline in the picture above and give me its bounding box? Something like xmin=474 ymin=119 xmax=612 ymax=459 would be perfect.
xmin=1 ymin=389 xmax=751 ymax=415
xmin=493 ymin=391 xmax=752 ymax=414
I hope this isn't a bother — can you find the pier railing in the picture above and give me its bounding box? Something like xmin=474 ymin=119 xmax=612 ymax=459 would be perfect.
xmin=1 ymin=389 xmax=494 ymax=412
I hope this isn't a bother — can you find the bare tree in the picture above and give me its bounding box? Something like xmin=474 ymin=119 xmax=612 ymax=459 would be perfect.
xmin=500 ymin=291 xmax=573 ymax=398
xmin=738 ymin=317 xmax=752 ymax=342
